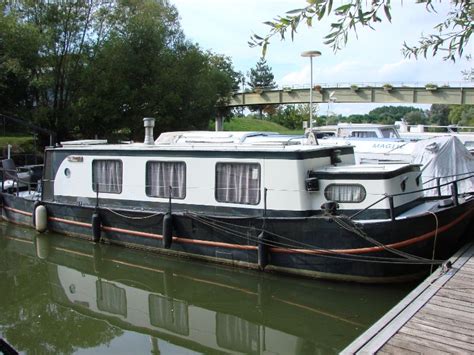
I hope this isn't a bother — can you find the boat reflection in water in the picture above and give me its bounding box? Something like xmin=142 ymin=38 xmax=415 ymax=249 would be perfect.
xmin=1 ymin=225 xmax=411 ymax=354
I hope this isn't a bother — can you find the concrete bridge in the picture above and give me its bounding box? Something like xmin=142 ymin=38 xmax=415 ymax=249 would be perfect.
xmin=226 ymin=85 xmax=474 ymax=107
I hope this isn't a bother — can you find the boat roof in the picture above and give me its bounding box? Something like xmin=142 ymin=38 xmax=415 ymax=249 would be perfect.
xmin=56 ymin=131 xmax=351 ymax=153
xmin=314 ymin=123 xmax=397 ymax=130
xmin=316 ymin=163 xmax=414 ymax=174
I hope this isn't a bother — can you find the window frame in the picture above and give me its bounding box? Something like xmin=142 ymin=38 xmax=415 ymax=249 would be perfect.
xmin=145 ymin=160 xmax=187 ymax=200
xmin=215 ymin=162 xmax=261 ymax=205
xmin=92 ymin=159 xmax=123 ymax=194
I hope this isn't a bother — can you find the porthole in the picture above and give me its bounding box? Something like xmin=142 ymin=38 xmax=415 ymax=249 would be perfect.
xmin=64 ymin=168 xmax=71 ymax=178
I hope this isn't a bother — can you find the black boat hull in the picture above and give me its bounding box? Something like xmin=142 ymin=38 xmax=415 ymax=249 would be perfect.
xmin=2 ymin=193 xmax=473 ymax=282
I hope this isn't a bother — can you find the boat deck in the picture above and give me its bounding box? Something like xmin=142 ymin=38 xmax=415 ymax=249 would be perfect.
xmin=343 ymin=242 xmax=474 ymax=354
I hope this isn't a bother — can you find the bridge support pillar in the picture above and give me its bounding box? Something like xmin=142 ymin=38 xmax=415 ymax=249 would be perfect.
xmin=215 ymin=115 xmax=223 ymax=131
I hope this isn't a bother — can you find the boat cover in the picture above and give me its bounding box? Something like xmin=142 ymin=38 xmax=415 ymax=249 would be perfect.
xmin=411 ymin=136 xmax=474 ymax=196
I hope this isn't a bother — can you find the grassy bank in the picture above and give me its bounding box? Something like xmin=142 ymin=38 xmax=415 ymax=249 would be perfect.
xmin=211 ymin=117 xmax=304 ymax=135
xmin=0 ymin=136 xmax=34 ymax=147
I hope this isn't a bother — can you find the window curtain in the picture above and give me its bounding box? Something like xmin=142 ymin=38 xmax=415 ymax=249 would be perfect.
xmin=146 ymin=162 xmax=186 ymax=199
xmin=216 ymin=163 xmax=260 ymax=205
xmin=324 ymin=184 xmax=366 ymax=203
xmin=92 ymin=160 xmax=122 ymax=194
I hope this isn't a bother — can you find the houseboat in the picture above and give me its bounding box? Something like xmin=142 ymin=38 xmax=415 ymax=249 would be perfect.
xmin=1 ymin=118 xmax=473 ymax=282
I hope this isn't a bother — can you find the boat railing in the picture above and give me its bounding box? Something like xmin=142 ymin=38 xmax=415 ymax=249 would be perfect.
xmin=349 ymin=172 xmax=474 ymax=221
xmin=0 ymin=166 xmax=39 ymax=195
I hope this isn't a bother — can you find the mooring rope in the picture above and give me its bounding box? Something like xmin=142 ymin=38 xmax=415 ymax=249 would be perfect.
xmin=428 ymin=211 xmax=440 ymax=274
xmin=185 ymin=211 xmax=443 ymax=265
xmin=324 ymin=213 xmax=430 ymax=262
xmin=104 ymin=207 xmax=164 ymax=220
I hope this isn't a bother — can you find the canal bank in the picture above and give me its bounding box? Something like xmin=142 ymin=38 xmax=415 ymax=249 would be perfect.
xmin=0 ymin=222 xmax=412 ymax=354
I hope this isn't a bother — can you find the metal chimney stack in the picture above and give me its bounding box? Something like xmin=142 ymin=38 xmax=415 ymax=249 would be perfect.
xmin=143 ymin=117 xmax=155 ymax=145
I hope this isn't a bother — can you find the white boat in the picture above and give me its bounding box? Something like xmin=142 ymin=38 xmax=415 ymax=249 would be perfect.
xmin=311 ymin=123 xmax=418 ymax=164
xmin=395 ymin=120 xmax=474 ymax=153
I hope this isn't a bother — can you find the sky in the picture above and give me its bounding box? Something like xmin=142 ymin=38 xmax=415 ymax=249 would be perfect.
xmin=171 ymin=0 xmax=473 ymax=115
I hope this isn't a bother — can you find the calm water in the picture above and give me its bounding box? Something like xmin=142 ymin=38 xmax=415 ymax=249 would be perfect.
xmin=0 ymin=222 xmax=414 ymax=354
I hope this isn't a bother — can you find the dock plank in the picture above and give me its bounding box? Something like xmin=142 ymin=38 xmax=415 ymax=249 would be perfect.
xmin=403 ymin=321 xmax=474 ymax=346
xmin=430 ymin=296 xmax=474 ymax=313
xmin=397 ymin=327 xmax=474 ymax=352
xmin=436 ymin=288 xmax=474 ymax=303
xmin=376 ymin=343 xmax=421 ymax=354
xmin=422 ymin=303 xmax=474 ymax=323
xmin=343 ymin=242 xmax=474 ymax=354
xmin=443 ymin=277 xmax=474 ymax=288
xmin=385 ymin=333 xmax=455 ymax=354
xmin=410 ymin=315 xmax=474 ymax=337
xmin=412 ymin=312 xmax=474 ymax=332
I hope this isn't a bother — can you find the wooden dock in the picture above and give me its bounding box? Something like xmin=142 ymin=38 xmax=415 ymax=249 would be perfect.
xmin=343 ymin=242 xmax=474 ymax=354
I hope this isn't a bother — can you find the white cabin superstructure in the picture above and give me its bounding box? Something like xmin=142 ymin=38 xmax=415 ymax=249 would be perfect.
xmin=47 ymin=131 xmax=422 ymax=216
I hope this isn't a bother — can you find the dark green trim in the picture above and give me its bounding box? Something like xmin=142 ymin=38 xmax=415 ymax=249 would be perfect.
xmin=47 ymin=146 xmax=354 ymax=160
xmin=48 ymin=194 xmax=409 ymax=219
xmin=315 ymin=165 xmax=420 ymax=180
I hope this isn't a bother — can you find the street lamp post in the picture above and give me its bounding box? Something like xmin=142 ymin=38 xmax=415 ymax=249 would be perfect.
xmin=301 ymin=50 xmax=321 ymax=131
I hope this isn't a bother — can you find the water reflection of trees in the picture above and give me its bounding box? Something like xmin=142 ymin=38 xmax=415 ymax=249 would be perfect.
xmin=0 ymin=249 xmax=122 ymax=354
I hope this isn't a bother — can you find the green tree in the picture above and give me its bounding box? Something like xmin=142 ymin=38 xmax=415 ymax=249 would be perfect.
xmin=404 ymin=111 xmax=427 ymax=125
xmin=249 ymin=1 xmax=471 ymax=61
xmin=247 ymin=57 xmax=277 ymax=118
xmin=429 ymin=104 xmax=450 ymax=125
xmin=0 ymin=9 xmax=41 ymax=115
xmin=459 ymin=106 xmax=474 ymax=126
xmin=76 ymin=3 xmax=235 ymax=140
xmin=1 ymin=1 xmax=120 ymax=140
xmin=448 ymin=104 xmax=474 ymax=125
xmin=368 ymin=106 xmax=424 ymax=124
xmin=1 ymin=0 xmax=237 ymax=141
xmin=270 ymin=104 xmax=307 ymax=129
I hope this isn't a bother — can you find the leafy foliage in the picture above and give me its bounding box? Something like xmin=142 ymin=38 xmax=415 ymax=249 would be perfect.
xmin=0 ymin=1 xmax=238 ymax=142
xmin=270 ymin=104 xmax=319 ymax=129
xmin=428 ymin=104 xmax=450 ymax=125
xmin=448 ymin=104 xmax=474 ymax=125
xmin=249 ymin=0 xmax=472 ymax=61
xmin=368 ymin=106 xmax=425 ymax=123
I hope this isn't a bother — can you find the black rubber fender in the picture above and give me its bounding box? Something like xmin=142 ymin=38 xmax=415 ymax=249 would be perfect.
xmin=257 ymin=231 xmax=268 ymax=270
xmin=163 ymin=212 xmax=173 ymax=249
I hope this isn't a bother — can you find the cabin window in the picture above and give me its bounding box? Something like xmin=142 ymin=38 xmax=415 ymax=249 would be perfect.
xmin=350 ymin=131 xmax=377 ymax=138
xmin=146 ymin=161 xmax=186 ymax=199
xmin=215 ymin=163 xmax=260 ymax=205
xmin=324 ymin=184 xmax=366 ymax=203
xmin=381 ymin=128 xmax=399 ymax=138
xmin=92 ymin=160 xmax=123 ymax=194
